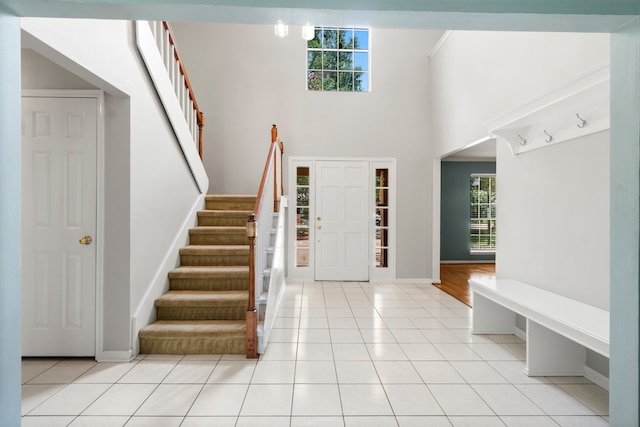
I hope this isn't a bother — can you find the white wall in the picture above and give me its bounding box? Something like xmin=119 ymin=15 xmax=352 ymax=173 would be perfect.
xmin=21 ymin=18 xmax=203 ymax=355
xmin=430 ymin=31 xmax=610 ymax=158
xmin=21 ymin=48 xmax=97 ymax=90
xmin=431 ymin=31 xmax=611 ymax=309
xmin=172 ymin=22 xmax=443 ymax=279
xmin=497 ymin=131 xmax=610 ymax=309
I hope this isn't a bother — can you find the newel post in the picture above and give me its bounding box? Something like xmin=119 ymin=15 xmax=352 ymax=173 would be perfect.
xmin=271 ymin=124 xmax=281 ymax=213
xmin=198 ymin=112 xmax=205 ymax=159
xmin=245 ymin=214 xmax=258 ymax=358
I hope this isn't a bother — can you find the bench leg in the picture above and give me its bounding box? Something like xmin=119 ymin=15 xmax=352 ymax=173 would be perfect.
xmin=525 ymin=319 xmax=586 ymax=377
xmin=472 ymin=292 xmax=516 ymax=334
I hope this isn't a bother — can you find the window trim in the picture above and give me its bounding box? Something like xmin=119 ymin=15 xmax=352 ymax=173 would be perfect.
xmin=470 ymin=173 xmax=497 ymax=254
xmin=306 ymin=26 xmax=371 ymax=92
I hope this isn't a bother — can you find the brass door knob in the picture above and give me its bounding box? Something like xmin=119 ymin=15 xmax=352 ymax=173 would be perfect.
xmin=79 ymin=235 xmax=93 ymax=245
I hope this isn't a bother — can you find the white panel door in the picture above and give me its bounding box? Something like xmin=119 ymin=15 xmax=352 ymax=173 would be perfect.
xmin=22 ymin=96 xmax=97 ymax=356
xmin=315 ymin=161 xmax=370 ymax=281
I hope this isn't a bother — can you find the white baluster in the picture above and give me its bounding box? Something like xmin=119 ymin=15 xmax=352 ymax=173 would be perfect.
xmin=154 ymin=22 xmax=164 ymax=56
xmin=171 ymin=49 xmax=178 ymax=96
xmin=188 ymin=105 xmax=195 ymax=141
xmin=181 ymin=75 xmax=187 ymax=120
xmin=163 ymin=31 xmax=172 ymax=74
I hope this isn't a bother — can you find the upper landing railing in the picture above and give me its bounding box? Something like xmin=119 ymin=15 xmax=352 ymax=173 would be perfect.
xmin=148 ymin=21 xmax=205 ymax=158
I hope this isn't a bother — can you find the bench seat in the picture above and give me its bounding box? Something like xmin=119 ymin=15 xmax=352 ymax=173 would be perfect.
xmin=471 ymin=277 xmax=609 ymax=377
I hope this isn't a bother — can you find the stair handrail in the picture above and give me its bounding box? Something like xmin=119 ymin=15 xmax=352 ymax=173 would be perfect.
xmin=149 ymin=21 xmax=205 ymax=158
xmin=246 ymin=124 xmax=284 ymax=358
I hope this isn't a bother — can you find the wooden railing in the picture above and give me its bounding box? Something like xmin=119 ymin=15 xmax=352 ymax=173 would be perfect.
xmin=148 ymin=21 xmax=205 ymax=158
xmin=246 ymin=125 xmax=284 ymax=358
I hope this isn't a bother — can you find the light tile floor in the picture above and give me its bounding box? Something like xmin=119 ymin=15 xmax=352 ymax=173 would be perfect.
xmin=22 ymin=281 xmax=609 ymax=426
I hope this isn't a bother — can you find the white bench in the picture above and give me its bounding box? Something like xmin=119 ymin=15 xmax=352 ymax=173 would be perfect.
xmin=470 ymin=277 xmax=609 ymax=377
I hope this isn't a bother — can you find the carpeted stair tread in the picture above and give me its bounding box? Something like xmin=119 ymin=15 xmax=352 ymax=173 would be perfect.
xmin=190 ymin=226 xmax=246 ymax=232
xmin=180 ymin=245 xmax=249 ymax=254
xmin=205 ymin=195 xmax=256 ymax=202
xmin=168 ymin=266 xmax=249 ymax=292
xmin=155 ymin=290 xmax=248 ymax=307
xmin=140 ymin=320 xmax=246 ymax=338
xmin=179 ymin=245 xmax=250 ymax=266
xmin=197 ymin=210 xmax=253 ymax=226
xmin=168 ymin=265 xmax=249 ymax=278
xmin=139 ymin=193 xmax=256 ymax=356
xmin=139 ymin=320 xmax=246 ymax=354
xmin=205 ymin=195 xmax=256 ymax=211
xmin=198 ymin=210 xmax=253 ymax=215
xmin=188 ymin=226 xmax=248 ymax=245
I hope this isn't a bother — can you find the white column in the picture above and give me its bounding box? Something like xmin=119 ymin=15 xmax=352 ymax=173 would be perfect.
xmin=0 ymin=12 xmax=23 ymax=427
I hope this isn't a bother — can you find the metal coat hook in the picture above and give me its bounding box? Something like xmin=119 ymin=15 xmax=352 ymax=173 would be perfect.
xmin=518 ymin=134 xmax=527 ymax=146
xmin=576 ymin=113 xmax=587 ymax=128
xmin=544 ymin=130 xmax=553 ymax=143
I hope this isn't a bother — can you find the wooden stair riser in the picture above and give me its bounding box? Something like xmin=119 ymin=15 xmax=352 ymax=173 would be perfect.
xmin=156 ymin=306 xmax=246 ymax=321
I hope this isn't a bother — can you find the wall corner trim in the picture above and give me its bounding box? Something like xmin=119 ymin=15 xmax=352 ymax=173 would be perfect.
xmin=429 ymin=30 xmax=453 ymax=59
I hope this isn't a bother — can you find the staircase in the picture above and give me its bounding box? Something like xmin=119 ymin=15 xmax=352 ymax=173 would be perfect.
xmin=139 ymin=195 xmax=256 ymax=354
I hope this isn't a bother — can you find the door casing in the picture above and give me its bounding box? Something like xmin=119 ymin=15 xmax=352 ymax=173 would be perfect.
xmin=21 ymin=89 xmax=105 ymax=358
xmin=288 ymin=157 xmax=396 ymax=282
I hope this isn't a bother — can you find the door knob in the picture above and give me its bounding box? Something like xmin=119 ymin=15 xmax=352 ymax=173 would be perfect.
xmin=79 ymin=235 xmax=93 ymax=245
xmin=317 ymin=225 xmax=322 ymax=229
xmin=317 ymin=217 xmax=321 ymax=221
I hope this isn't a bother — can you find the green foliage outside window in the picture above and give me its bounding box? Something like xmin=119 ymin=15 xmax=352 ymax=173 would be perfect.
xmin=470 ymin=175 xmax=497 ymax=251
xmin=307 ymin=27 xmax=369 ymax=92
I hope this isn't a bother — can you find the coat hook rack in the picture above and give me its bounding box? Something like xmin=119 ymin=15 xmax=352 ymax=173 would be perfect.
xmin=576 ymin=113 xmax=587 ymax=128
xmin=544 ymin=130 xmax=553 ymax=143
xmin=518 ymin=134 xmax=527 ymax=146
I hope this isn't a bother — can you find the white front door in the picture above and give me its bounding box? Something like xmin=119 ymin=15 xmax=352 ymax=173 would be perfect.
xmin=315 ymin=161 xmax=370 ymax=281
xmin=21 ymin=96 xmax=98 ymax=356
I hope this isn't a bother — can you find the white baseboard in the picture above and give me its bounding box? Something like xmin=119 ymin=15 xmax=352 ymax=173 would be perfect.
xmin=525 ymin=367 xmax=585 ymax=377
xmin=584 ymin=365 xmax=609 ymax=391
xmin=514 ymin=326 xmax=527 ymax=341
xmin=96 ymin=350 xmax=135 ymax=363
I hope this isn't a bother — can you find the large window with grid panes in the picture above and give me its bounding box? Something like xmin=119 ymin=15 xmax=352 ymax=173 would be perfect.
xmin=307 ymin=27 xmax=369 ymax=92
xmin=470 ymin=174 xmax=496 ymax=252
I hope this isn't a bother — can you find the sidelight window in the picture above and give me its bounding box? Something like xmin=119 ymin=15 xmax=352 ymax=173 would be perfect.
xmin=295 ymin=167 xmax=311 ymax=267
xmin=375 ymin=168 xmax=389 ymax=267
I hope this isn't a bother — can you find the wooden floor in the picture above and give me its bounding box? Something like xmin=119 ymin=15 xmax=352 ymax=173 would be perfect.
xmin=433 ymin=263 xmax=496 ymax=307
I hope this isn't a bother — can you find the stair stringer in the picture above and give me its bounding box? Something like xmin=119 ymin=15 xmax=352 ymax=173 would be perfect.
xmin=258 ymin=196 xmax=288 ymax=354
xmin=131 ymin=193 xmax=205 ymax=356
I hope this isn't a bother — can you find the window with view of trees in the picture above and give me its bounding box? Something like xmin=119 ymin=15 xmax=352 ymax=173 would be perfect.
xmin=307 ymin=27 xmax=369 ymax=92
xmin=470 ymin=174 xmax=496 ymax=252
xmin=295 ymin=167 xmax=310 ymax=267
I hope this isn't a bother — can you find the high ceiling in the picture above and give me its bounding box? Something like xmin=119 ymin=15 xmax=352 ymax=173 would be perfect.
xmin=0 ymin=0 xmax=636 ymax=32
